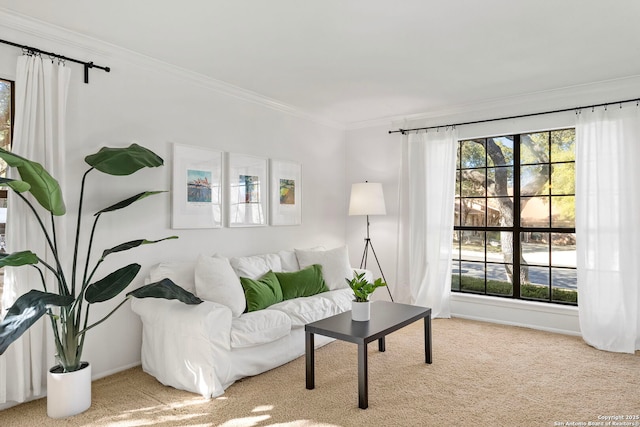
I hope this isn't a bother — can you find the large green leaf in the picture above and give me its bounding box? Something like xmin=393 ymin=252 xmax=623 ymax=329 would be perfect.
xmin=0 ymin=148 xmax=65 ymax=215
xmin=95 ymin=191 xmax=165 ymax=216
xmin=84 ymin=143 xmax=163 ymax=176
xmin=128 ymin=278 xmax=202 ymax=305
xmin=0 ymin=177 xmax=31 ymax=193
xmin=101 ymin=236 xmax=178 ymax=259
xmin=0 ymin=290 xmax=73 ymax=355
xmin=0 ymin=251 xmax=39 ymax=268
xmin=85 ymin=264 xmax=141 ymax=303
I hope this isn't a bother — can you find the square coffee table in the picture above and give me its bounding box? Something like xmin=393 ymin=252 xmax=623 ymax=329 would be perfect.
xmin=305 ymin=301 xmax=432 ymax=409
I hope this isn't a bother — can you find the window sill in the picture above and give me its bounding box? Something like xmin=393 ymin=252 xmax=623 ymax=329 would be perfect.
xmin=450 ymin=292 xmax=580 ymax=336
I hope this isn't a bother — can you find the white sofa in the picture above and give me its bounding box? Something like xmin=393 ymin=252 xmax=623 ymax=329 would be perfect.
xmin=131 ymin=246 xmax=368 ymax=398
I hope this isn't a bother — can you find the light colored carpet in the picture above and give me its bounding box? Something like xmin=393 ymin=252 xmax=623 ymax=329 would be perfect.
xmin=0 ymin=318 xmax=638 ymax=426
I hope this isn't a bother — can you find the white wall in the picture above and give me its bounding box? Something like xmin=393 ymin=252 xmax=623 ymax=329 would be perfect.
xmin=345 ymin=124 xmax=402 ymax=301
xmin=0 ymin=18 xmax=347 ymax=386
xmin=346 ymin=75 xmax=640 ymax=335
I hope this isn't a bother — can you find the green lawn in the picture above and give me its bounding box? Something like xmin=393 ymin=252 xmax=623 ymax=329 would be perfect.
xmin=452 ymin=275 xmax=577 ymax=304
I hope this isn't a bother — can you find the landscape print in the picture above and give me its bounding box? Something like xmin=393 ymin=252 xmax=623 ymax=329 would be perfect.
xmin=187 ymin=169 xmax=212 ymax=203
xmin=279 ymin=179 xmax=295 ymax=205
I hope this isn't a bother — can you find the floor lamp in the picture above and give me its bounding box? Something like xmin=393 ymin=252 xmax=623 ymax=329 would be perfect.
xmin=348 ymin=182 xmax=394 ymax=302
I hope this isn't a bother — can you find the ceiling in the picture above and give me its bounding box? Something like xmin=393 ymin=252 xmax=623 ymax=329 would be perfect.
xmin=1 ymin=0 xmax=639 ymax=126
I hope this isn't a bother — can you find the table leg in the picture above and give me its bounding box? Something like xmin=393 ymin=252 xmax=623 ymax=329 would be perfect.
xmin=424 ymin=314 xmax=432 ymax=364
xmin=358 ymin=343 xmax=368 ymax=409
xmin=306 ymin=331 xmax=315 ymax=389
xmin=378 ymin=337 xmax=385 ymax=352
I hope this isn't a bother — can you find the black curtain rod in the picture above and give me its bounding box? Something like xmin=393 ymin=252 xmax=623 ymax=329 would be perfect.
xmin=388 ymin=97 xmax=640 ymax=135
xmin=0 ymin=38 xmax=110 ymax=84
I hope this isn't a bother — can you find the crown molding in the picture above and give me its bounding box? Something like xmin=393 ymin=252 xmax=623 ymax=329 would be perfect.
xmin=347 ymin=74 xmax=640 ymax=132
xmin=0 ymin=8 xmax=345 ymax=131
xmin=0 ymin=9 xmax=112 ymax=58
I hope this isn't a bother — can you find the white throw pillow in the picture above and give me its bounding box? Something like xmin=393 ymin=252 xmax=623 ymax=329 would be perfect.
xmin=295 ymin=246 xmax=353 ymax=290
xmin=277 ymin=250 xmax=300 ymax=272
xmin=282 ymin=245 xmax=324 ymax=272
xmin=230 ymin=253 xmax=282 ymax=280
xmin=195 ymin=254 xmax=246 ymax=317
xmin=147 ymin=261 xmax=197 ymax=294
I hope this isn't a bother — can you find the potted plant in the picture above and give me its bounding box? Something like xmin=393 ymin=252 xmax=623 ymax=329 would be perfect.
xmin=0 ymin=143 xmax=202 ymax=418
xmin=346 ymin=271 xmax=387 ymax=321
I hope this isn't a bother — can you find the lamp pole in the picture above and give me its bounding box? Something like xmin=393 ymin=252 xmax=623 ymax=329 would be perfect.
xmin=359 ymin=214 xmax=394 ymax=302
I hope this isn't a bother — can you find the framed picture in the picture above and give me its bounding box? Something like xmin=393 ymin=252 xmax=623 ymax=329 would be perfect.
xmin=270 ymin=159 xmax=302 ymax=226
xmin=171 ymin=143 xmax=223 ymax=229
xmin=228 ymin=153 xmax=268 ymax=227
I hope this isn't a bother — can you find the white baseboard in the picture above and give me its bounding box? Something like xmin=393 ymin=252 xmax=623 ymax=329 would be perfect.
xmin=450 ymin=293 xmax=581 ymax=336
xmin=91 ymin=361 xmax=141 ymax=381
xmin=0 ymin=361 xmax=142 ymax=411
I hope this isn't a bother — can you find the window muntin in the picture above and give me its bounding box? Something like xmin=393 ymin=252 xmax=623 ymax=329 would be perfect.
xmin=452 ymin=129 xmax=576 ymax=305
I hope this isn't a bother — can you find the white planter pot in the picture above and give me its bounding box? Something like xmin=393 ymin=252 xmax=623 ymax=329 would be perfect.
xmin=352 ymin=300 xmax=371 ymax=321
xmin=47 ymin=362 xmax=91 ymax=418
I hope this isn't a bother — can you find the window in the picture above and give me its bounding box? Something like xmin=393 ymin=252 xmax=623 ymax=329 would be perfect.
xmin=452 ymin=129 xmax=576 ymax=305
xmin=0 ymin=78 xmax=14 ymax=300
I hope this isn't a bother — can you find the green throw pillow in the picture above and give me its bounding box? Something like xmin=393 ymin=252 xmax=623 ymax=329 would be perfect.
xmin=275 ymin=264 xmax=329 ymax=300
xmin=240 ymin=270 xmax=284 ymax=312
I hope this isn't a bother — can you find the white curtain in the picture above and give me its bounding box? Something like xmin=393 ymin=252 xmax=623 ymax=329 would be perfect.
xmin=576 ymin=105 xmax=640 ymax=354
xmin=0 ymin=55 xmax=70 ymax=403
xmin=396 ymin=128 xmax=458 ymax=318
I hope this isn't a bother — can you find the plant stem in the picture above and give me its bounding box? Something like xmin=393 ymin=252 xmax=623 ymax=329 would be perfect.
xmin=17 ymin=193 xmax=69 ymax=296
xmin=77 ymin=304 xmax=89 ymax=362
xmin=47 ymin=309 xmax=65 ymax=367
xmin=35 ymin=256 xmax=61 ymax=281
xmin=82 ymin=214 xmax=101 ymax=288
xmin=75 ymin=213 xmax=101 ymax=325
xmin=71 ymin=168 xmax=93 ymax=297
xmin=49 ymin=212 xmax=69 ymax=296
xmin=31 ymin=264 xmax=47 ymax=293
xmin=78 ymin=298 xmax=128 ymax=336
xmin=61 ymin=306 xmax=80 ymax=371
xmin=73 ymin=258 xmax=104 ymax=315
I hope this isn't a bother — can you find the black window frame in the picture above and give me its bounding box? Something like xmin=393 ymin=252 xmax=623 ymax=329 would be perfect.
xmin=452 ymin=129 xmax=577 ymax=306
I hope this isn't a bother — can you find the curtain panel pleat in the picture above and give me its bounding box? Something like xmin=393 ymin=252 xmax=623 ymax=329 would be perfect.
xmin=396 ymin=129 xmax=457 ymax=318
xmin=0 ymin=56 xmax=70 ymax=404
xmin=576 ymin=106 xmax=640 ymax=353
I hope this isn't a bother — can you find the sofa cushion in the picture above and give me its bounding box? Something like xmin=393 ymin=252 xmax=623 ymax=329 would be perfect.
xmin=230 ymin=309 xmax=291 ymax=348
xmin=230 ymin=253 xmax=282 ymax=280
xmin=274 ymin=264 xmax=328 ymax=300
xmin=147 ymin=261 xmax=197 ymax=294
xmin=295 ymin=246 xmax=353 ymax=290
xmin=240 ymin=270 xmax=284 ymax=312
xmin=320 ymin=287 xmax=354 ymax=313
xmin=269 ymin=294 xmax=337 ymax=328
xmin=195 ymin=254 xmax=246 ymax=317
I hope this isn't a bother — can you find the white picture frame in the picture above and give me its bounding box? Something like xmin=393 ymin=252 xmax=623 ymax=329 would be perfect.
xmin=171 ymin=143 xmax=223 ymax=229
xmin=270 ymin=159 xmax=302 ymax=226
xmin=227 ymin=153 xmax=268 ymax=227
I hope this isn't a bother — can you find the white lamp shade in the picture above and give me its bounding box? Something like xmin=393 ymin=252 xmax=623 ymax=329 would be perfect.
xmin=348 ymin=182 xmax=386 ymax=216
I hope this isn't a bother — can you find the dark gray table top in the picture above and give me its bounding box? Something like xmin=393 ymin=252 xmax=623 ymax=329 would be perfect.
xmin=305 ymin=301 xmax=431 ymax=345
